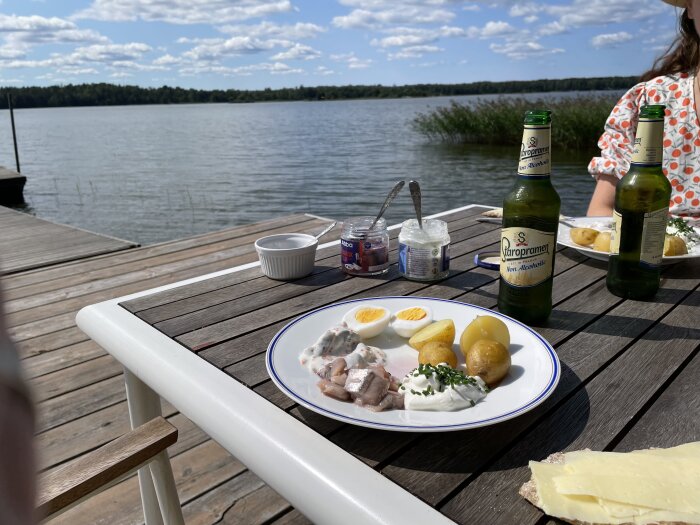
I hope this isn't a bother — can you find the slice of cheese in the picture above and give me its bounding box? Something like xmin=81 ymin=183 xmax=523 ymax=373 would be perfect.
xmin=529 ymin=461 xmax=618 ymax=524
xmin=527 ymin=442 xmax=700 ymax=524
xmin=553 ymin=474 xmax=700 ymax=514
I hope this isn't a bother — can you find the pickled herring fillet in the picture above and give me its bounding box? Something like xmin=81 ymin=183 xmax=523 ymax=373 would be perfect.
xmin=299 ymin=323 xmax=362 ymax=372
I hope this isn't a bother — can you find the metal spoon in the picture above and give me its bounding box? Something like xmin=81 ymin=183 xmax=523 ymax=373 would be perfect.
xmin=368 ymin=180 xmax=405 ymax=231
xmin=409 ymin=180 xmax=422 ymax=229
xmin=306 ymin=221 xmax=336 ymax=245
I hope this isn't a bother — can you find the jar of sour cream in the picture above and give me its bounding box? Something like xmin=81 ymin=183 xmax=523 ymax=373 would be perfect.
xmin=341 ymin=217 xmax=390 ymax=276
xmin=398 ymin=219 xmax=450 ymax=281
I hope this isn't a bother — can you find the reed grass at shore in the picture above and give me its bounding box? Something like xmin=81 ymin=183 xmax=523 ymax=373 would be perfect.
xmin=413 ymin=95 xmax=620 ymax=150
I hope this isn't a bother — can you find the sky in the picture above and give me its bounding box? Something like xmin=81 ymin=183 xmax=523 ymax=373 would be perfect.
xmin=0 ymin=0 xmax=684 ymax=90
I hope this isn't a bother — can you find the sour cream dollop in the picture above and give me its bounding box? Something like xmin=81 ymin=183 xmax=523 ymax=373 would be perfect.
xmin=401 ymin=363 xmax=488 ymax=411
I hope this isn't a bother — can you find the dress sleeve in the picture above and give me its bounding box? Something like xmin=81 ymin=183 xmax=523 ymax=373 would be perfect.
xmin=588 ymin=83 xmax=647 ymax=180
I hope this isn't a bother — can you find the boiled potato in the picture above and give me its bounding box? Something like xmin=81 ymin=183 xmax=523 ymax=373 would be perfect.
xmin=459 ymin=315 xmax=510 ymax=359
xmin=663 ymin=235 xmax=688 ymax=256
xmin=408 ymin=319 xmax=455 ymax=351
xmin=592 ymin=231 xmax=611 ymax=252
xmin=570 ymin=227 xmax=600 ymax=246
xmin=418 ymin=341 xmax=458 ymax=368
xmin=466 ymin=339 xmax=511 ymax=386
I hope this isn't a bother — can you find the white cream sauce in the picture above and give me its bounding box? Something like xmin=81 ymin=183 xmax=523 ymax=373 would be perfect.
xmin=400 ymin=363 xmax=488 ymax=411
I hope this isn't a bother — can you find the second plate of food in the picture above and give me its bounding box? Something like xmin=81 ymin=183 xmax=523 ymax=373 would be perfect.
xmin=557 ymin=216 xmax=700 ymax=264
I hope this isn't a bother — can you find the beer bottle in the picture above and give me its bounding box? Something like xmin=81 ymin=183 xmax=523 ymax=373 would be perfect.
xmin=498 ymin=109 xmax=560 ymax=324
xmin=606 ymin=104 xmax=671 ymax=299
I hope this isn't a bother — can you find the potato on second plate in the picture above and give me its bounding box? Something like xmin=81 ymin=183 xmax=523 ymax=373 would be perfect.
xmin=570 ymin=227 xmax=600 ymax=246
xmin=408 ymin=319 xmax=455 ymax=350
xmin=592 ymin=231 xmax=611 ymax=252
xmin=663 ymin=235 xmax=688 ymax=256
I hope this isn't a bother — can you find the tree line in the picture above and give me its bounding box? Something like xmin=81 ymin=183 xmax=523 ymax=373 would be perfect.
xmin=0 ymin=76 xmax=639 ymax=109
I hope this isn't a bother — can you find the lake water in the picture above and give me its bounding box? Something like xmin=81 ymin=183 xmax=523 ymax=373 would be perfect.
xmin=1 ymin=95 xmax=601 ymax=245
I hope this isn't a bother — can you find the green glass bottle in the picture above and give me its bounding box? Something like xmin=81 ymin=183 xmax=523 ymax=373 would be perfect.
xmin=607 ymin=104 xmax=671 ymax=299
xmin=498 ymin=109 xmax=561 ymax=325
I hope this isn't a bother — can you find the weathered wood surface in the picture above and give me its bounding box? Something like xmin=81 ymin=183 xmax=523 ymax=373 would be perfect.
xmin=1 ymin=213 xmax=336 ymax=525
xmin=37 ymin=416 xmax=177 ymax=518
xmin=119 ymin=205 xmax=700 ymax=525
xmin=0 ymin=206 xmax=137 ymax=274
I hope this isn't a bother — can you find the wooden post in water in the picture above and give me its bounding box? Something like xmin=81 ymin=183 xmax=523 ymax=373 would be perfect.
xmin=7 ymin=93 xmax=20 ymax=173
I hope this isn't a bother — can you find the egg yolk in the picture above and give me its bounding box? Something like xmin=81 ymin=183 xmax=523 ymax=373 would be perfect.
xmin=396 ymin=307 xmax=427 ymax=321
xmin=355 ymin=308 xmax=386 ymax=323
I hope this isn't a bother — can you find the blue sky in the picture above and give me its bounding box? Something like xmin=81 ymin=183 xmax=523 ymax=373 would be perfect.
xmin=0 ymin=0 xmax=682 ymax=89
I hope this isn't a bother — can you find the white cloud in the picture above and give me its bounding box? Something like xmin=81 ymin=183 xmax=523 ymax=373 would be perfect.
xmin=72 ymin=43 xmax=152 ymax=62
xmin=315 ymin=65 xmax=334 ymax=75
xmin=333 ymin=7 xmax=454 ymax=29
xmin=539 ymin=21 xmax=567 ymax=36
xmin=388 ymin=44 xmax=442 ymax=59
xmin=591 ymin=31 xmax=633 ymax=48
xmin=490 ymin=40 xmax=564 ymax=60
xmin=524 ymin=15 xmax=538 ymax=23
xmin=509 ymin=3 xmax=542 ymax=18
xmin=73 ymin=0 xmax=294 ymax=25
xmin=270 ymin=43 xmax=321 ymax=60
xmin=330 ymin=52 xmax=373 ymax=69
xmin=183 ymin=36 xmax=289 ymax=61
xmin=153 ymin=54 xmax=181 ymax=65
xmin=218 ymin=21 xmax=326 ymax=40
xmin=480 ymin=20 xmax=513 ymax=38
xmin=546 ymin=0 xmax=664 ymax=27
xmin=0 ymin=14 xmax=73 ymax=31
xmin=371 ymin=26 xmax=466 ymax=48
xmin=233 ymin=61 xmax=303 ymax=74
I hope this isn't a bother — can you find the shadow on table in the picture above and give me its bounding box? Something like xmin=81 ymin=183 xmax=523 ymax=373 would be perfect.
xmin=295 ymin=360 xmax=589 ymax=476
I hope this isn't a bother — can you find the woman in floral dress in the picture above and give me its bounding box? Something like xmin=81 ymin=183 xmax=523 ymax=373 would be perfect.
xmin=587 ymin=0 xmax=700 ymax=219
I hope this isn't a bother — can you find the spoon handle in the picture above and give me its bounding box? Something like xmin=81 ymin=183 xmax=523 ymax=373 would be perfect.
xmin=314 ymin=221 xmax=337 ymax=240
xmin=409 ymin=180 xmax=422 ymax=228
xmin=369 ymin=180 xmax=405 ymax=230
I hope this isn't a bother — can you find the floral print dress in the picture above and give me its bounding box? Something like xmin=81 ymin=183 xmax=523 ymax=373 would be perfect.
xmin=588 ymin=72 xmax=700 ymax=218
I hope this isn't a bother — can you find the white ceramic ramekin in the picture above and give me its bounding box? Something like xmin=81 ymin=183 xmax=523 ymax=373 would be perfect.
xmin=254 ymin=233 xmax=318 ymax=280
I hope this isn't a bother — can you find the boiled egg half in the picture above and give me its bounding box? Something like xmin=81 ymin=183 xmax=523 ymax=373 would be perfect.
xmin=391 ymin=306 xmax=433 ymax=338
xmin=342 ymin=305 xmax=391 ymax=339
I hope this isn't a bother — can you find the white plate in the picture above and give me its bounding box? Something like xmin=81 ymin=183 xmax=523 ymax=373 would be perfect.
xmin=557 ymin=216 xmax=700 ymax=264
xmin=266 ymin=297 xmax=560 ymax=432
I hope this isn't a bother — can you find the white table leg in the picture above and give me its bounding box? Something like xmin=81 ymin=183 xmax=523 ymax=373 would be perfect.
xmin=124 ymin=369 xmax=185 ymax=525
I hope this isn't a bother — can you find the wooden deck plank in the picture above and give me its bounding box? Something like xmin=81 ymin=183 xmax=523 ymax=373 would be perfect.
xmin=2 ymin=213 xmax=314 ymax=291
xmin=0 ymin=206 xmax=137 ymax=274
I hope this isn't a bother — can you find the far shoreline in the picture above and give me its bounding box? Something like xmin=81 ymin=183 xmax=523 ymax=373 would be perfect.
xmin=0 ymin=75 xmax=636 ymax=110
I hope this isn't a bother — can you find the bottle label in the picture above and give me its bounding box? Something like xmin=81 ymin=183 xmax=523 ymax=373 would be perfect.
xmin=609 ymin=207 xmax=668 ymax=267
xmin=640 ymin=208 xmax=668 ymax=267
xmin=610 ymin=210 xmax=622 ymax=255
xmin=518 ymin=125 xmax=551 ymax=176
xmin=398 ymin=242 xmax=449 ymax=279
xmin=631 ymin=117 xmax=664 ymax=165
xmin=500 ymin=227 xmax=556 ymax=287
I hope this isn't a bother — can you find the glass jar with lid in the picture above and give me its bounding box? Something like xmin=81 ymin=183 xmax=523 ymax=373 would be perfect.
xmin=340 ymin=217 xmax=390 ymax=276
xmin=398 ymin=219 xmax=450 ymax=281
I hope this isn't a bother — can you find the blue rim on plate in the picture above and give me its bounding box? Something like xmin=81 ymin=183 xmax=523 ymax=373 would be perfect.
xmin=266 ymin=296 xmax=560 ymax=432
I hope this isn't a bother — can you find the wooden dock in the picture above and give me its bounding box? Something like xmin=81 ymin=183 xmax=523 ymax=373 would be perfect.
xmin=0 ymin=206 xmax=138 ymax=274
xmin=3 ymin=212 xmax=336 ymax=524
xmin=0 ymin=166 xmax=26 ymax=205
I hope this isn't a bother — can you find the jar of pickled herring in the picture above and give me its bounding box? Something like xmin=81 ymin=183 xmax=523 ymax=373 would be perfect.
xmin=340 ymin=217 xmax=390 ymax=276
